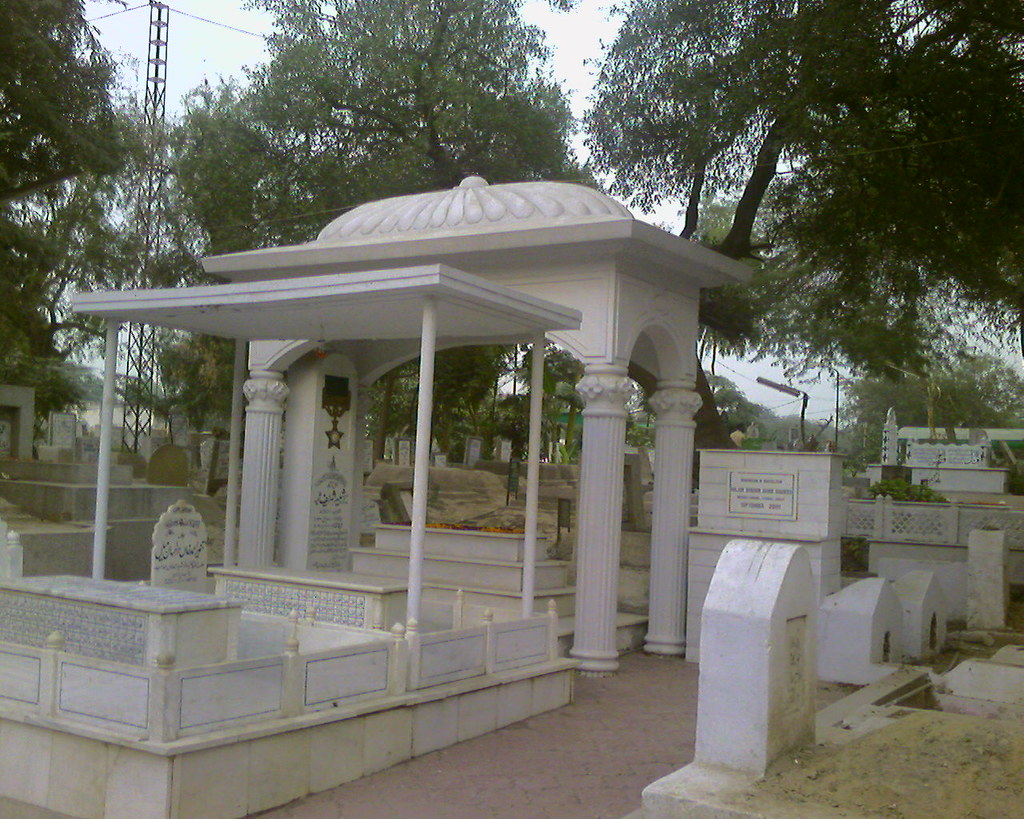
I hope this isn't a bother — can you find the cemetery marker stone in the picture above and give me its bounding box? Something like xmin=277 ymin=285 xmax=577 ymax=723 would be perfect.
xmin=151 ymin=500 xmax=209 ymax=591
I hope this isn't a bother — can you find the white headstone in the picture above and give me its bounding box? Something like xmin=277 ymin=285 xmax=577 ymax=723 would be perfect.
xmin=397 ymin=438 xmax=413 ymax=467
xmin=892 ymin=570 xmax=946 ymax=661
xmin=817 ymin=578 xmax=903 ymax=684
xmin=966 ymin=528 xmax=1008 ymax=630
xmin=695 ymin=539 xmax=816 ymax=777
xmin=464 ymin=435 xmax=483 ymax=467
xmin=150 ymin=500 xmax=209 ymax=592
xmin=497 ymin=438 xmax=512 ymax=462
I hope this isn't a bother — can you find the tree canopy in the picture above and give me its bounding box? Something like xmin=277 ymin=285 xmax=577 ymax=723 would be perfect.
xmin=0 ymin=0 xmax=125 ymax=204
xmin=844 ymin=352 xmax=1024 ymax=461
xmin=174 ymin=0 xmax=580 ymax=254
xmin=589 ymin=0 xmax=1024 ymax=374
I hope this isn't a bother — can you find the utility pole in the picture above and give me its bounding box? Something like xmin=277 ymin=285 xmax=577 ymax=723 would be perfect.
xmin=122 ymin=1 xmax=170 ymax=453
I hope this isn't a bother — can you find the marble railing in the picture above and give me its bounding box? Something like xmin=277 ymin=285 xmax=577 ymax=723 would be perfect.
xmin=0 ymin=605 xmax=561 ymax=742
xmin=845 ymin=498 xmax=1024 ymax=549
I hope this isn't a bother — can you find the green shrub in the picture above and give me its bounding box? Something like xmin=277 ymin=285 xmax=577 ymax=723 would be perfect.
xmin=867 ymin=478 xmax=947 ymax=503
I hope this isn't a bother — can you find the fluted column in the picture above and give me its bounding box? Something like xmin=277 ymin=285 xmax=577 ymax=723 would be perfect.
xmin=645 ymin=383 xmax=703 ymax=655
xmin=238 ymin=370 xmax=289 ymax=567
xmin=570 ymin=365 xmax=633 ymax=675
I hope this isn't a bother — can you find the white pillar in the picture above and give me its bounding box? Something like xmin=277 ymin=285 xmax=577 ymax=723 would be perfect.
xmin=407 ymin=299 xmax=437 ymax=625
xmin=644 ymin=383 xmax=702 ymax=655
xmin=222 ymin=339 xmax=247 ymax=567
xmin=346 ymin=380 xmax=370 ymax=563
xmin=91 ymin=320 xmax=121 ymax=580
xmin=238 ymin=370 xmax=289 ymax=567
xmin=521 ymin=333 xmax=546 ymax=617
xmin=570 ymin=365 xmax=633 ymax=674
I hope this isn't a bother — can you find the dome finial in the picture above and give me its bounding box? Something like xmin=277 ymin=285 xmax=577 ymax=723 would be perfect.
xmin=459 ymin=175 xmax=488 ymax=189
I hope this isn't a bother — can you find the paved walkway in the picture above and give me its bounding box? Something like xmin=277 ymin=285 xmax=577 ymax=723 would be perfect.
xmin=255 ymin=652 xmax=698 ymax=819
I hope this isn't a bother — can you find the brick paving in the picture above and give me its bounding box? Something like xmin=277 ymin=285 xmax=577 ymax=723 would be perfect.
xmin=255 ymin=652 xmax=698 ymax=819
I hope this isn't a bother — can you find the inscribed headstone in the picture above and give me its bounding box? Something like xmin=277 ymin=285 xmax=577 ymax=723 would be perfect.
xmin=151 ymin=500 xmax=208 ymax=591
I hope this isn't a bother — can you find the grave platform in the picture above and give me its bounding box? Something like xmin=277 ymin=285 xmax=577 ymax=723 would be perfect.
xmin=0 ymin=575 xmax=574 ymax=819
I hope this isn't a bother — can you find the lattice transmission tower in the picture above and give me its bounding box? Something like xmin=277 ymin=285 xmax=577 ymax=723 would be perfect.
xmin=122 ymin=1 xmax=170 ymax=453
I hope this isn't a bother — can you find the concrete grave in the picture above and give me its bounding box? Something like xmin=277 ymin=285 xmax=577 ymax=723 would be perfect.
xmin=643 ymin=540 xmax=816 ymax=818
xmin=966 ymin=527 xmax=1008 ymax=630
xmin=146 ymin=443 xmax=191 ymax=487
xmin=892 ymin=570 xmax=946 ymax=661
xmin=818 ymin=578 xmax=903 ymax=685
xmin=151 ymin=500 xmax=209 ymax=592
xmin=688 ymin=450 xmax=843 ymax=659
xmin=695 ymin=539 xmax=816 ymax=775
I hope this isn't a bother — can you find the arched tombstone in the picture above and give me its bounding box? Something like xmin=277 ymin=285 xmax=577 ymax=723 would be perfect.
xmin=892 ymin=570 xmax=946 ymax=661
xmin=818 ymin=578 xmax=903 ymax=684
xmin=694 ymin=539 xmax=817 ymax=776
xmin=150 ymin=500 xmax=209 ymax=592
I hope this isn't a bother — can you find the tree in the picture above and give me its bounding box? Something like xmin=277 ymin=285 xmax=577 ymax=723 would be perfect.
xmin=0 ymin=0 xmax=125 ymax=203
xmin=844 ymin=353 xmax=1024 ymax=462
xmin=589 ymin=1 xmax=1024 ymax=375
xmin=174 ymin=0 xmax=580 ymax=255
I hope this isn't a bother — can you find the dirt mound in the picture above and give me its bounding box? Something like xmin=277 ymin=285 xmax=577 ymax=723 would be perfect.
xmin=756 ymin=710 xmax=1024 ymax=818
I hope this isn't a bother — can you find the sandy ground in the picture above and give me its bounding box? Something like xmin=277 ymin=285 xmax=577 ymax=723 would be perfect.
xmin=756 ymin=709 xmax=1024 ymax=819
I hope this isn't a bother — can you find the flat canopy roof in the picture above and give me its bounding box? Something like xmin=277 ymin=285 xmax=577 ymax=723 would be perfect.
xmin=72 ymin=265 xmax=582 ymax=341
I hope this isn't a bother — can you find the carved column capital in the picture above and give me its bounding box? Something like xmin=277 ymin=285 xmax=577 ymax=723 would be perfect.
xmin=650 ymin=387 xmax=702 ymax=424
xmin=243 ymin=372 xmax=289 ymax=413
xmin=576 ymin=371 xmax=633 ymax=416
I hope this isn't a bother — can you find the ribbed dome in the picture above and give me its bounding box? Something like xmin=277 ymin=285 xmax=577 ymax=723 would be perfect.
xmin=316 ymin=177 xmax=632 ymax=242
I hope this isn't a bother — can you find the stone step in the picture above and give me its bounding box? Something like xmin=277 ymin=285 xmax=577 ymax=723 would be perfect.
xmin=374 ymin=524 xmax=550 ymax=563
xmin=555 ymin=612 xmax=648 ymax=656
xmin=0 ymin=460 xmax=134 ymax=486
xmin=0 ymin=481 xmax=189 ymax=523
xmin=350 ymin=548 xmax=569 ymax=593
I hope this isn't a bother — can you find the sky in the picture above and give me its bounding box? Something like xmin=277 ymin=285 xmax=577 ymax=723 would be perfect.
xmin=82 ymin=0 xmax=853 ymax=425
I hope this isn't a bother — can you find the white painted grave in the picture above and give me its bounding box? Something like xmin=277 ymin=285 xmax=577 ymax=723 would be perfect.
xmin=966 ymin=527 xmax=1008 ymax=629
xmin=694 ymin=540 xmax=816 ymax=774
xmin=688 ymin=450 xmax=843 ymax=659
xmin=643 ymin=540 xmax=816 ymax=818
xmin=817 ymin=578 xmax=903 ymax=684
xmin=892 ymin=570 xmax=946 ymax=661
xmin=151 ymin=499 xmax=209 ymax=592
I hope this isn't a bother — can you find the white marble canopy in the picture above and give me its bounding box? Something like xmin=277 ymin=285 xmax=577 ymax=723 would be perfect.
xmin=73 ymin=264 xmax=581 ymax=342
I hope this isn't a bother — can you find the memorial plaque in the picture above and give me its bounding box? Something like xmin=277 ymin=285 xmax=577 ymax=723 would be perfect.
xmin=151 ymin=500 xmax=209 ymax=591
xmin=308 ymin=457 xmax=348 ymax=570
xmin=727 ymin=471 xmax=798 ymax=519
xmin=497 ymin=438 xmax=512 ymax=462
